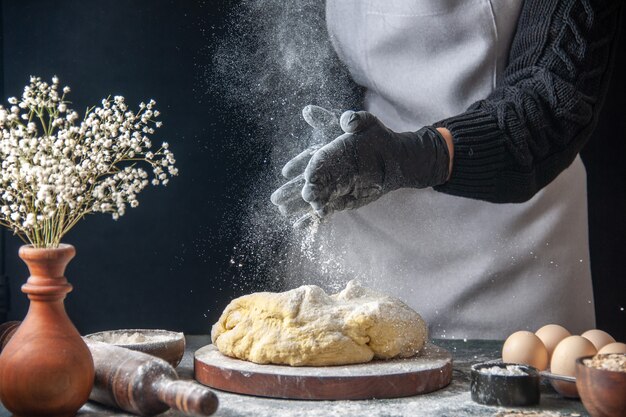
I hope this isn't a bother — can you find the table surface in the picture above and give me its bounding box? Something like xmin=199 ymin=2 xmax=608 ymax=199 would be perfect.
xmin=0 ymin=336 xmax=589 ymax=417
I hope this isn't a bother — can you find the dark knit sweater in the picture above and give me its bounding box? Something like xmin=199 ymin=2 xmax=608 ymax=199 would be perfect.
xmin=433 ymin=0 xmax=623 ymax=203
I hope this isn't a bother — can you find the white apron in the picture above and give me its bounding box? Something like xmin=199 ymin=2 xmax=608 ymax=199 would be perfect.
xmin=324 ymin=0 xmax=595 ymax=339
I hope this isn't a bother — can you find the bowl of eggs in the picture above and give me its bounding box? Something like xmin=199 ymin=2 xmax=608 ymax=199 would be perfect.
xmin=501 ymin=324 xmax=626 ymax=399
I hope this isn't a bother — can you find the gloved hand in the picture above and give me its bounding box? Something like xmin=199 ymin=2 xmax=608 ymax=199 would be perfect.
xmin=301 ymin=110 xmax=451 ymax=217
xmin=270 ymin=105 xmax=343 ymax=224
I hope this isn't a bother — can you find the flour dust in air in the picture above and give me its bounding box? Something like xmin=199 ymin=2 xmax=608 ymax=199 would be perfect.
xmin=208 ymin=0 xmax=362 ymax=294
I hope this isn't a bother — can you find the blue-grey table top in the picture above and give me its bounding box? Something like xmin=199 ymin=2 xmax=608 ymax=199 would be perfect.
xmin=1 ymin=336 xmax=588 ymax=417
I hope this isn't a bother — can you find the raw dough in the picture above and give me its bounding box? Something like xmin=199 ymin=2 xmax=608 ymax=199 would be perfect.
xmin=211 ymin=280 xmax=428 ymax=366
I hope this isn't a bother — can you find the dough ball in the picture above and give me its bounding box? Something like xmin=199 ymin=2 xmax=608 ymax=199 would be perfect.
xmin=211 ymin=280 xmax=428 ymax=366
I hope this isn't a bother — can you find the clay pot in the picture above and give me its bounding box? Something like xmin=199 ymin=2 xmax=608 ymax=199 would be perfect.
xmin=0 ymin=244 xmax=94 ymax=417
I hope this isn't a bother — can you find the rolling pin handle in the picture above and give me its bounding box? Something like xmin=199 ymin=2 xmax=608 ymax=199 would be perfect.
xmin=155 ymin=379 xmax=219 ymax=416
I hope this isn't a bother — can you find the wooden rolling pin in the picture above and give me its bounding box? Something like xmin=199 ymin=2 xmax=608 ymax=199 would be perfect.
xmin=0 ymin=322 xmax=218 ymax=416
xmin=85 ymin=339 xmax=219 ymax=416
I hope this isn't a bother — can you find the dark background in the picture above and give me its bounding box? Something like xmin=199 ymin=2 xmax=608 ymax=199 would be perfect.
xmin=0 ymin=0 xmax=624 ymax=340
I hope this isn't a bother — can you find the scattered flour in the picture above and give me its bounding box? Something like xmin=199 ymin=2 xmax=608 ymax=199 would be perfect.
xmin=494 ymin=412 xmax=581 ymax=417
xmin=87 ymin=331 xmax=182 ymax=345
xmin=196 ymin=343 xmax=451 ymax=377
xmin=479 ymin=365 xmax=528 ymax=376
xmin=209 ymin=0 xmax=363 ymax=297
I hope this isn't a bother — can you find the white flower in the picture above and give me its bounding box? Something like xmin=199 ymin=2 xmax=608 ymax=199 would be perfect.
xmin=0 ymin=76 xmax=176 ymax=247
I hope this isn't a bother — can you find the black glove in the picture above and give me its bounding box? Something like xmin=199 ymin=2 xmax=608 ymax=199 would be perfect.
xmin=270 ymin=105 xmax=342 ymax=224
xmin=301 ymin=110 xmax=450 ymax=217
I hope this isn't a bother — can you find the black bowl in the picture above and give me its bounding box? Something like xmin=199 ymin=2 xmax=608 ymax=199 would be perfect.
xmin=471 ymin=362 xmax=540 ymax=406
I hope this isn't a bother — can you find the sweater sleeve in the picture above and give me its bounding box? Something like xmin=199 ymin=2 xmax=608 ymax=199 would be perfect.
xmin=433 ymin=0 xmax=623 ymax=203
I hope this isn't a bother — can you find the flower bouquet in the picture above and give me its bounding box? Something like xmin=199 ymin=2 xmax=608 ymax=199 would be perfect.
xmin=0 ymin=76 xmax=177 ymax=247
xmin=0 ymin=76 xmax=178 ymax=416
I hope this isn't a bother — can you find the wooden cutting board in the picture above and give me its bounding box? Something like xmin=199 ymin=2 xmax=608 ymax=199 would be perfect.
xmin=194 ymin=343 xmax=452 ymax=400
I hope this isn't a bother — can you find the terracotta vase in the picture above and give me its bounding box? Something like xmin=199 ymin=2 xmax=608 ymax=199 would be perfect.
xmin=0 ymin=244 xmax=94 ymax=417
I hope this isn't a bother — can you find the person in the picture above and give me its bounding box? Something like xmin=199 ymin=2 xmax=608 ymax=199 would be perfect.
xmin=271 ymin=0 xmax=623 ymax=339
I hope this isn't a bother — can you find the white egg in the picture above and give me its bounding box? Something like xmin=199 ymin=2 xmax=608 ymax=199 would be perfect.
xmin=551 ymin=335 xmax=597 ymax=377
xmin=536 ymin=324 xmax=570 ymax=361
xmin=502 ymin=330 xmax=549 ymax=370
xmin=581 ymin=329 xmax=615 ymax=351
xmin=597 ymin=342 xmax=626 ymax=354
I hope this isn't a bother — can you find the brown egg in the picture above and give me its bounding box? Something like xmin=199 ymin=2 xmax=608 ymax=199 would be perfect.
xmin=597 ymin=342 xmax=626 ymax=354
xmin=551 ymin=335 xmax=597 ymax=377
xmin=535 ymin=324 xmax=570 ymax=361
xmin=502 ymin=330 xmax=549 ymax=370
xmin=581 ymin=329 xmax=616 ymax=350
